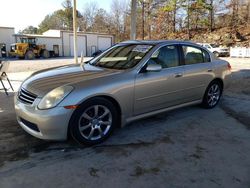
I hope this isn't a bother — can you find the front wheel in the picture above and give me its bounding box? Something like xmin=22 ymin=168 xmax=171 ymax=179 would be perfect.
xmin=69 ymin=97 xmax=119 ymax=145
xmin=202 ymin=81 xmax=222 ymax=108
xmin=25 ymin=51 xmax=35 ymax=60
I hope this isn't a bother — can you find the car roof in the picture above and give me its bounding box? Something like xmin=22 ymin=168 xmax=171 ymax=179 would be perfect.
xmin=120 ymin=40 xmax=199 ymax=46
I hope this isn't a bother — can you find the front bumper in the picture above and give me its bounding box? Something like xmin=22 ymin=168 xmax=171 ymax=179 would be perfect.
xmin=15 ymin=96 xmax=74 ymax=140
xmin=9 ymin=51 xmax=19 ymax=57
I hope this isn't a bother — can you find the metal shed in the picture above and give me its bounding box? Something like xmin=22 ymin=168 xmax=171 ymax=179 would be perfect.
xmin=0 ymin=27 xmax=114 ymax=58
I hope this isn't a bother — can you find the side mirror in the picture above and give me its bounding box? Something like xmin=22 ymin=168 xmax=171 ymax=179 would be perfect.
xmin=146 ymin=63 xmax=162 ymax=72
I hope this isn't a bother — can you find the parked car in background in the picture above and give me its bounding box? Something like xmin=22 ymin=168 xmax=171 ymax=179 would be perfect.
xmin=198 ymin=43 xmax=230 ymax=57
xmin=92 ymin=50 xmax=103 ymax=57
xmin=15 ymin=40 xmax=231 ymax=145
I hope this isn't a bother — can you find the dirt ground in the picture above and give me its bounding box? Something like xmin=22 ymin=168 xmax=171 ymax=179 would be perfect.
xmin=0 ymin=57 xmax=250 ymax=188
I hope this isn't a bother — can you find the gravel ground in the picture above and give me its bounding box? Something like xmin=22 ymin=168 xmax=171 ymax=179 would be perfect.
xmin=0 ymin=57 xmax=250 ymax=188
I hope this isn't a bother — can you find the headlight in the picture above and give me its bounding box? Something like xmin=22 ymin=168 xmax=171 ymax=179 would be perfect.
xmin=38 ymin=85 xmax=73 ymax=110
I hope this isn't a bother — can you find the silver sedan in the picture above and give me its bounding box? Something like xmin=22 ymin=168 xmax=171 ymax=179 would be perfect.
xmin=15 ymin=40 xmax=231 ymax=145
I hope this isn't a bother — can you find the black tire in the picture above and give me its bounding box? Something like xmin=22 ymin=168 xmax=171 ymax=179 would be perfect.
xmin=213 ymin=51 xmax=220 ymax=57
xmin=42 ymin=50 xmax=50 ymax=58
xmin=69 ymin=97 xmax=119 ymax=145
xmin=202 ymin=81 xmax=222 ymax=109
xmin=25 ymin=50 xmax=35 ymax=60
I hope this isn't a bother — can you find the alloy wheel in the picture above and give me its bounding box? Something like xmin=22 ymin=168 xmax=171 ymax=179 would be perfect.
xmin=207 ymin=83 xmax=221 ymax=107
xmin=78 ymin=105 xmax=112 ymax=141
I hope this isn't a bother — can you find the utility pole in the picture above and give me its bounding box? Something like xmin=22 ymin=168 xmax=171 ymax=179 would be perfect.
xmin=131 ymin=0 xmax=137 ymax=40
xmin=73 ymin=0 xmax=78 ymax=64
xmin=147 ymin=1 xmax=151 ymax=39
xmin=142 ymin=0 xmax=145 ymax=40
xmin=209 ymin=0 xmax=214 ymax=32
xmin=187 ymin=0 xmax=191 ymax=39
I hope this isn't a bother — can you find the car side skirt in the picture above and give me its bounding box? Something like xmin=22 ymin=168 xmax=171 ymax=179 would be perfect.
xmin=122 ymin=100 xmax=202 ymax=126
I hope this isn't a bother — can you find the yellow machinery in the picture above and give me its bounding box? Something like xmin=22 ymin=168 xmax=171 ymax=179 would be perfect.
xmin=9 ymin=37 xmax=50 ymax=60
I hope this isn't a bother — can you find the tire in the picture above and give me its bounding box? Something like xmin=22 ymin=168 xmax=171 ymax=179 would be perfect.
xmin=202 ymin=81 xmax=222 ymax=109
xmin=25 ymin=51 xmax=35 ymax=60
xmin=213 ymin=51 xmax=220 ymax=57
xmin=42 ymin=50 xmax=50 ymax=59
xmin=69 ymin=97 xmax=119 ymax=145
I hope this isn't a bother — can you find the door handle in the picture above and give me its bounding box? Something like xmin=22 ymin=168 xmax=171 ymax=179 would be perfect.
xmin=207 ymin=69 xmax=213 ymax=72
xmin=174 ymin=73 xmax=183 ymax=78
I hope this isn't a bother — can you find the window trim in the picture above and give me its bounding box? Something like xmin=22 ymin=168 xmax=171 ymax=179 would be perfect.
xmin=202 ymin=48 xmax=211 ymax=63
xmin=180 ymin=44 xmax=211 ymax=65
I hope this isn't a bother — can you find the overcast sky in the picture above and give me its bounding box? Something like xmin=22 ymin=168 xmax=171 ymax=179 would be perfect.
xmin=0 ymin=0 xmax=112 ymax=32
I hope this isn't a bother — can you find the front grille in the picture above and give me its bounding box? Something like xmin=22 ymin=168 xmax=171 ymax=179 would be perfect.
xmin=18 ymin=88 xmax=37 ymax=105
xmin=20 ymin=117 xmax=40 ymax=132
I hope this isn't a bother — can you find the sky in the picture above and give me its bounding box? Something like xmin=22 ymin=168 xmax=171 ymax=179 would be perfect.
xmin=0 ymin=0 xmax=112 ymax=33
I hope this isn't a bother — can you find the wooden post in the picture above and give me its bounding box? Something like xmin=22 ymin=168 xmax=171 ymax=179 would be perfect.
xmin=73 ymin=0 xmax=78 ymax=64
xmin=131 ymin=0 xmax=137 ymax=40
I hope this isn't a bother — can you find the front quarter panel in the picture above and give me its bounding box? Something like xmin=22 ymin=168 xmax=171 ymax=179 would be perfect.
xmin=59 ymin=71 xmax=136 ymax=121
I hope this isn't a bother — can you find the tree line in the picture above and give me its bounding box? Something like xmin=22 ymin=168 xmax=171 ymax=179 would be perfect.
xmin=21 ymin=0 xmax=250 ymax=43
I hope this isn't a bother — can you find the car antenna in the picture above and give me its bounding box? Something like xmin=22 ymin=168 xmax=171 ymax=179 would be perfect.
xmin=80 ymin=51 xmax=85 ymax=71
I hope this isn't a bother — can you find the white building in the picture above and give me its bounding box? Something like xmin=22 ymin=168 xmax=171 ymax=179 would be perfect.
xmin=0 ymin=27 xmax=115 ymax=57
xmin=0 ymin=27 xmax=15 ymax=58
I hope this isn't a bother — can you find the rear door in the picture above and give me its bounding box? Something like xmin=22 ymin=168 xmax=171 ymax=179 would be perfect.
xmin=180 ymin=45 xmax=214 ymax=102
xmin=134 ymin=44 xmax=187 ymax=115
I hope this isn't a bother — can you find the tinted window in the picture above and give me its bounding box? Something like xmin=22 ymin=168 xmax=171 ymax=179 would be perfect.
xmin=91 ymin=44 xmax=153 ymax=70
xmin=149 ymin=45 xmax=179 ymax=68
xmin=182 ymin=45 xmax=210 ymax=65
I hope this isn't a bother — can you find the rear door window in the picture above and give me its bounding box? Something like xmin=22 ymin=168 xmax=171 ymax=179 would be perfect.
xmin=182 ymin=45 xmax=210 ymax=65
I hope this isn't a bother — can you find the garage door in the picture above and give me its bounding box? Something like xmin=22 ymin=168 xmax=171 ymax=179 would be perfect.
xmin=98 ymin=37 xmax=112 ymax=51
xmin=70 ymin=35 xmax=86 ymax=57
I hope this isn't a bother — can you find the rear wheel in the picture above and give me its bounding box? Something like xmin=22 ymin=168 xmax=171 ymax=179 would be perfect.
xmin=25 ymin=51 xmax=35 ymax=60
xmin=69 ymin=97 xmax=119 ymax=145
xmin=42 ymin=50 xmax=50 ymax=58
xmin=202 ymin=81 xmax=222 ymax=108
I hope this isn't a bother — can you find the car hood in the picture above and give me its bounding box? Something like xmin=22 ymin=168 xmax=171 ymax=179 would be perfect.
xmin=21 ymin=64 xmax=121 ymax=97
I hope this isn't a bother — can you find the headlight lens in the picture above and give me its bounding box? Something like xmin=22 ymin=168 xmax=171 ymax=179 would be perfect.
xmin=38 ymin=85 xmax=73 ymax=110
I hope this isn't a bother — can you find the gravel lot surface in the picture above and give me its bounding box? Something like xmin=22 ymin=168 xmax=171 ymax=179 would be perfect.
xmin=0 ymin=57 xmax=250 ymax=188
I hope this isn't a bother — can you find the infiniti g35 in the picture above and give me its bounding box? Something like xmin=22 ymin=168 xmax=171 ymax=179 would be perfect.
xmin=15 ymin=40 xmax=231 ymax=145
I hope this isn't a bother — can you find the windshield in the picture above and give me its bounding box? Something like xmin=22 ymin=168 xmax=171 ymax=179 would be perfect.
xmin=90 ymin=44 xmax=153 ymax=70
xmin=210 ymin=44 xmax=220 ymax=48
xmin=20 ymin=38 xmax=36 ymax=44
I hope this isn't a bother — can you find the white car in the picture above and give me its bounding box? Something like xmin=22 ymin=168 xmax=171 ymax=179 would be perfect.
xmin=198 ymin=43 xmax=230 ymax=57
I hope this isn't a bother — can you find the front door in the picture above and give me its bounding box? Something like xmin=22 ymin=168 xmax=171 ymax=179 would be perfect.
xmin=134 ymin=45 xmax=186 ymax=115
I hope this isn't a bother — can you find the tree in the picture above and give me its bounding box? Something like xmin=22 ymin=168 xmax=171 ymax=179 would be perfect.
xmin=162 ymin=0 xmax=179 ymax=33
xmin=110 ymin=0 xmax=129 ymax=41
xmin=92 ymin=9 xmax=110 ymax=33
xmin=60 ymin=0 xmax=73 ymax=30
xmin=20 ymin=26 xmax=38 ymax=34
xmin=38 ymin=0 xmax=82 ymax=33
xmin=28 ymin=0 xmax=249 ymax=45
xmin=207 ymin=0 xmax=214 ymax=31
xmin=82 ymin=1 xmax=99 ymax=31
